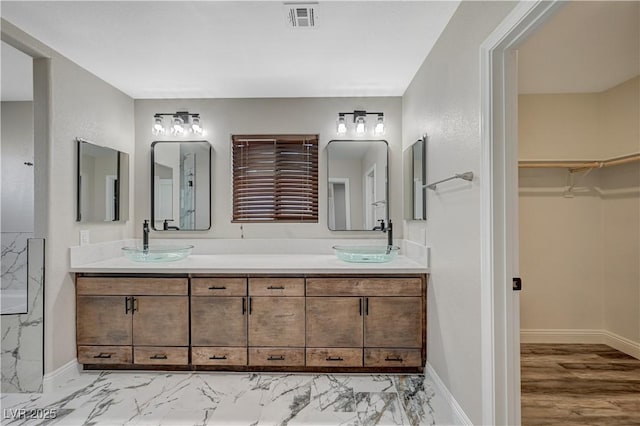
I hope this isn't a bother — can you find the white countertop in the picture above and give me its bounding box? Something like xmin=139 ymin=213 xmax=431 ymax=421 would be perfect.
xmin=69 ymin=239 xmax=430 ymax=274
xmin=69 ymin=253 xmax=427 ymax=274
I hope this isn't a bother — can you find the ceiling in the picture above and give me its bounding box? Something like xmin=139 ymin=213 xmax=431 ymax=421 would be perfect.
xmin=0 ymin=1 xmax=460 ymax=100
xmin=518 ymin=1 xmax=640 ymax=94
xmin=3 ymin=1 xmax=637 ymax=101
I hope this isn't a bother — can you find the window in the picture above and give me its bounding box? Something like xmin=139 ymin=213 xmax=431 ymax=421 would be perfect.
xmin=232 ymin=135 xmax=318 ymax=222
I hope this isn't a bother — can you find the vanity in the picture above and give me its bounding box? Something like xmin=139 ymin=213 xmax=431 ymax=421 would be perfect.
xmin=72 ymin=137 xmax=430 ymax=373
xmin=72 ymin=244 xmax=428 ymax=374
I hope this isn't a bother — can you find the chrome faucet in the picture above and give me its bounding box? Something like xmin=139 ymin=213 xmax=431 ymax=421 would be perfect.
xmin=143 ymin=220 xmax=150 ymax=252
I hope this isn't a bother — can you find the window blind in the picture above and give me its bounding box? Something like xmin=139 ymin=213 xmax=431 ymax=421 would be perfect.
xmin=232 ymin=135 xmax=319 ymax=222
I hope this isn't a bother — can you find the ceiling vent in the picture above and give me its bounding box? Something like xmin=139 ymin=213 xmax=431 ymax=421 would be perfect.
xmin=285 ymin=3 xmax=317 ymax=28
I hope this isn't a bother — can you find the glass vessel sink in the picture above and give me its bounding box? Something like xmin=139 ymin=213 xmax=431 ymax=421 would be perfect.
xmin=333 ymin=245 xmax=400 ymax=263
xmin=122 ymin=245 xmax=194 ymax=262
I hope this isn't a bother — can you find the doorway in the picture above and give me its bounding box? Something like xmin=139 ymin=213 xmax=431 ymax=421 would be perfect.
xmin=481 ymin=1 xmax=639 ymax=424
xmin=517 ymin=2 xmax=640 ymax=424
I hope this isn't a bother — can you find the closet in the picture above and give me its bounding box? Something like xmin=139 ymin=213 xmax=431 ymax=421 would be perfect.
xmin=518 ymin=75 xmax=640 ymax=359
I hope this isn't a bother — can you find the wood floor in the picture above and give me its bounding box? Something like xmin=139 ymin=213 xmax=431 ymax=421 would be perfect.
xmin=521 ymin=344 xmax=640 ymax=426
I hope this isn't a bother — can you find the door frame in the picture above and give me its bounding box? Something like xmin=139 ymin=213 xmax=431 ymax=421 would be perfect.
xmin=328 ymin=177 xmax=351 ymax=230
xmin=479 ymin=1 xmax=563 ymax=424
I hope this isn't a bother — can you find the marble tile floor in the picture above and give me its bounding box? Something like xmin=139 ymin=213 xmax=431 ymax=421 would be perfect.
xmin=0 ymin=372 xmax=455 ymax=426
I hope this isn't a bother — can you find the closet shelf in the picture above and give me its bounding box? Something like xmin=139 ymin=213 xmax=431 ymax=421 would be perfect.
xmin=519 ymin=153 xmax=640 ymax=172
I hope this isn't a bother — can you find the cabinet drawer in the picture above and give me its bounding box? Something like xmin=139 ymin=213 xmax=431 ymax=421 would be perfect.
xmin=78 ymin=346 xmax=132 ymax=364
xmin=192 ymin=347 xmax=247 ymax=366
xmin=77 ymin=277 xmax=188 ymax=296
xmin=248 ymin=348 xmax=304 ymax=366
xmin=364 ymin=349 xmax=422 ymax=367
xmin=306 ymin=348 xmax=362 ymax=367
xmin=134 ymin=347 xmax=188 ymax=365
xmin=306 ymin=278 xmax=422 ymax=297
xmin=249 ymin=278 xmax=304 ymax=296
xmin=192 ymin=278 xmax=246 ymax=296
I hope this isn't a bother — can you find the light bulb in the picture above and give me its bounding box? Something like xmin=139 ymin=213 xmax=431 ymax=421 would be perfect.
xmin=191 ymin=116 xmax=203 ymax=135
xmin=355 ymin=116 xmax=366 ymax=135
xmin=152 ymin=116 xmax=165 ymax=135
xmin=374 ymin=114 xmax=384 ymax=135
xmin=171 ymin=116 xmax=185 ymax=135
xmin=337 ymin=114 xmax=347 ymax=134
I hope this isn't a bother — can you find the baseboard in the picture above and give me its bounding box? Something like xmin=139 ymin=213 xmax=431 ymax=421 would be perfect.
xmin=520 ymin=328 xmax=603 ymax=344
xmin=42 ymin=358 xmax=81 ymax=392
xmin=521 ymin=328 xmax=640 ymax=360
xmin=426 ymin=362 xmax=472 ymax=425
xmin=603 ymin=330 xmax=640 ymax=360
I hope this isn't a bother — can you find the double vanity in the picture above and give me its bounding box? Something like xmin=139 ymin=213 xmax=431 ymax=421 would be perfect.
xmin=71 ymin=240 xmax=429 ymax=374
xmin=72 ymin=135 xmax=430 ymax=373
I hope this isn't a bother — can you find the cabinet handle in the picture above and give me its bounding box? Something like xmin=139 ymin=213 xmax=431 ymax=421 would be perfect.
xmin=385 ymin=356 xmax=403 ymax=362
xmin=267 ymin=355 xmax=284 ymax=361
xmin=209 ymin=355 xmax=227 ymax=360
xmin=359 ymin=298 xmax=362 ymax=316
xmin=365 ymin=297 xmax=369 ymax=315
xmin=93 ymin=353 xmax=112 ymax=359
xmin=267 ymin=285 xmax=285 ymax=290
xmin=249 ymin=297 xmax=253 ymax=315
xmin=326 ymin=356 xmax=344 ymax=361
xmin=208 ymin=286 xmax=226 ymax=290
xmin=125 ymin=297 xmax=131 ymax=314
xmin=132 ymin=297 xmax=138 ymax=314
xmin=150 ymin=354 xmax=168 ymax=360
xmin=242 ymin=297 xmax=246 ymax=315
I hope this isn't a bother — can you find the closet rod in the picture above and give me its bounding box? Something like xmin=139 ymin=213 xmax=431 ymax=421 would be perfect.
xmin=518 ymin=153 xmax=640 ymax=171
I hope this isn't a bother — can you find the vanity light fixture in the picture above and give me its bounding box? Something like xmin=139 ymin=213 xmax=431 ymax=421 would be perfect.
xmin=151 ymin=111 xmax=205 ymax=137
xmin=335 ymin=110 xmax=384 ymax=136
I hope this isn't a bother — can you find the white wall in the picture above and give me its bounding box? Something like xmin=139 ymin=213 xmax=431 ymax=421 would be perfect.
xmin=1 ymin=21 xmax=136 ymax=372
xmin=134 ymin=98 xmax=402 ymax=240
xmin=601 ymin=163 xmax=640 ymax=346
xmin=401 ymin=2 xmax=516 ymax=424
xmin=1 ymin=101 xmax=34 ymax=232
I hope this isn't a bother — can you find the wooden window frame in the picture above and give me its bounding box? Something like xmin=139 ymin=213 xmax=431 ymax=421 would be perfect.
xmin=232 ymin=134 xmax=319 ymax=223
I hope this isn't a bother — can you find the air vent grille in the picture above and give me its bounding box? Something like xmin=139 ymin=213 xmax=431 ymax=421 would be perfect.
xmin=286 ymin=3 xmax=317 ymax=28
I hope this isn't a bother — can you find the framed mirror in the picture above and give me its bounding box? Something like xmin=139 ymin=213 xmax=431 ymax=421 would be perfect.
xmin=76 ymin=138 xmax=129 ymax=222
xmin=327 ymin=140 xmax=388 ymax=231
xmin=404 ymin=136 xmax=427 ymax=220
xmin=151 ymin=140 xmax=211 ymax=231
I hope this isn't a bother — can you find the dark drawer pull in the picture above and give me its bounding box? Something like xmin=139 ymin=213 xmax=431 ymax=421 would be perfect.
xmin=208 ymin=286 xmax=226 ymax=290
xmin=267 ymin=355 xmax=285 ymax=361
xmin=150 ymin=354 xmax=168 ymax=360
xmin=385 ymin=356 xmax=404 ymax=362
xmin=267 ymin=285 xmax=285 ymax=290
xmin=209 ymin=355 xmax=227 ymax=360
xmin=326 ymin=356 xmax=344 ymax=361
xmin=93 ymin=353 xmax=112 ymax=359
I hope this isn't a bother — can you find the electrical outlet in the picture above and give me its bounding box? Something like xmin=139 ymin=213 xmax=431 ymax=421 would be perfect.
xmin=80 ymin=230 xmax=90 ymax=246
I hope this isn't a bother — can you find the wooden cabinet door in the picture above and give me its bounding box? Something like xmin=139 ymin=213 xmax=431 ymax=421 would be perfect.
xmin=132 ymin=296 xmax=189 ymax=346
xmin=248 ymin=297 xmax=304 ymax=347
xmin=191 ymin=297 xmax=247 ymax=346
xmin=364 ymin=297 xmax=422 ymax=348
xmin=306 ymin=297 xmax=363 ymax=347
xmin=77 ymin=296 xmax=132 ymax=345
